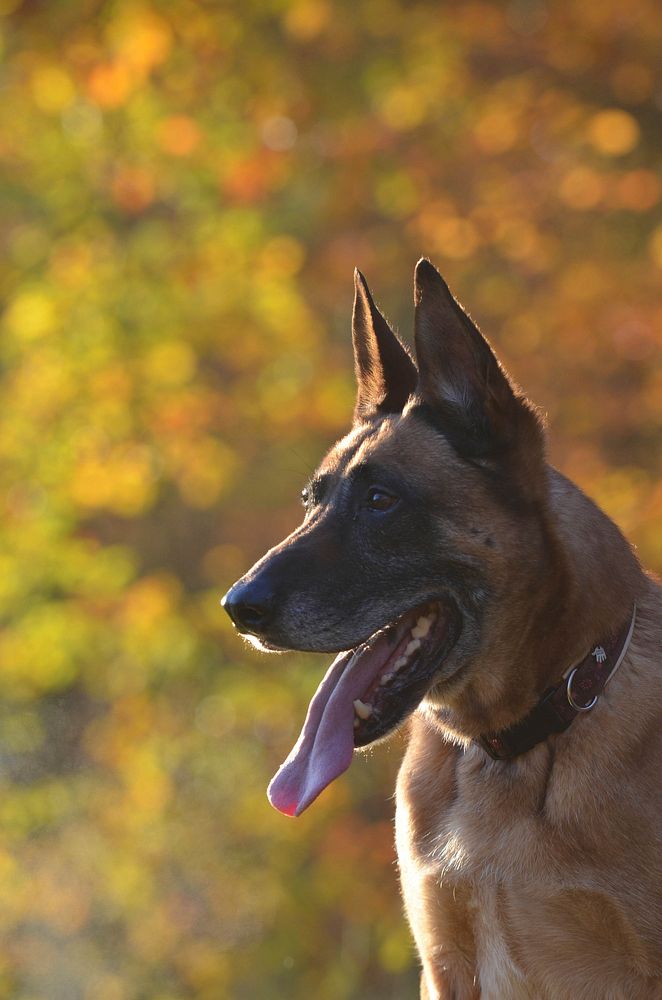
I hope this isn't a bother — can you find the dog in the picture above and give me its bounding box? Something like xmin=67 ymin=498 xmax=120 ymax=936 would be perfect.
xmin=222 ymin=259 xmax=662 ymax=999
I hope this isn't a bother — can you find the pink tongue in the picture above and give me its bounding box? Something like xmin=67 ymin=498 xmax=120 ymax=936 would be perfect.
xmin=267 ymin=634 xmax=394 ymax=816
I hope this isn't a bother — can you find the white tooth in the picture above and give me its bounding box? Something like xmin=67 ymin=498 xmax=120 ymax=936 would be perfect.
xmin=354 ymin=718 xmax=360 ymax=729
xmin=353 ymin=699 xmax=373 ymax=720
xmin=412 ymin=616 xmax=432 ymax=639
xmin=394 ymin=656 xmax=408 ymax=669
xmin=406 ymin=639 xmax=421 ymax=656
xmin=380 ymin=670 xmax=394 ymax=685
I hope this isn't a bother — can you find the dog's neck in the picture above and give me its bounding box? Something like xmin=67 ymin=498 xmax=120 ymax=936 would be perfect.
xmin=426 ymin=466 xmax=646 ymax=742
xmin=546 ymin=467 xmax=643 ymax=638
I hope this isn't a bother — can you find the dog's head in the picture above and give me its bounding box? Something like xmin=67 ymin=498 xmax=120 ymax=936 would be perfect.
xmin=223 ymin=260 xmax=557 ymax=814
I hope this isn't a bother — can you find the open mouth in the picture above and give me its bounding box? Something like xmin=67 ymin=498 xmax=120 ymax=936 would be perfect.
xmin=268 ymin=598 xmax=460 ymax=817
xmin=350 ymin=600 xmax=457 ymax=746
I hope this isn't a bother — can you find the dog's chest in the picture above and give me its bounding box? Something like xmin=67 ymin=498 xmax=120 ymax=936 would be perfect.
xmin=396 ymin=742 xmax=558 ymax=995
xmin=429 ymin=813 xmax=537 ymax=998
xmin=469 ymin=884 xmax=533 ymax=1000
xmin=418 ymin=747 xmax=548 ymax=885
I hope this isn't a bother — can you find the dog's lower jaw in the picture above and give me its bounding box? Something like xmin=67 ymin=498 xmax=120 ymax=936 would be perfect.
xmin=413 ymin=567 xmax=578 ymax=743
xmin=420 ymin=636 xmax=566 ymax=746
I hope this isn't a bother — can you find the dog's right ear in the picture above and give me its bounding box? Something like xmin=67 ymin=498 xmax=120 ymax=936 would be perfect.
xmin=413 ymin=258 xmax=543 ymax=465
xmin=352 ymin=269 xmax=418 ymax=422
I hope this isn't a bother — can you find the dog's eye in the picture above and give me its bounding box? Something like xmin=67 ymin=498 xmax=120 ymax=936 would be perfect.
xmin=365 ymin=488 xmax=398 ymax=512
xmin=301 ymin=487 xmax=310 ymax=507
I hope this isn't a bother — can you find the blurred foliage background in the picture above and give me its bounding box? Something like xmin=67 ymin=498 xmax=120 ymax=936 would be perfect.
xmin=0 ymin=0 xmax=660 ymax=997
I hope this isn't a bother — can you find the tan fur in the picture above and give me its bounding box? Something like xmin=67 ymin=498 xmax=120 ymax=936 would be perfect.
xmin=325 ymin=406 xmax=662 ymax=995
xmin=394 ymin=450 xmax=662 ymax=998
xmin=225 ymin=262 xmax=662 ymax=997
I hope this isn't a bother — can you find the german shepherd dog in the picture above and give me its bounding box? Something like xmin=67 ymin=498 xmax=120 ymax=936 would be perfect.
xmin=223 ymin=260 xmax=662 ymax=999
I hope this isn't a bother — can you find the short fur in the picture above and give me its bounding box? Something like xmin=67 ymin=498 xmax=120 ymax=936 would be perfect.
xmin=224 ymin=261 xmax=662 ymax=998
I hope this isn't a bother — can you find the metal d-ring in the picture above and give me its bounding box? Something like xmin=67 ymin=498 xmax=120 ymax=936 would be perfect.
xmin=566 ymin=668 xmax=598 ymax=712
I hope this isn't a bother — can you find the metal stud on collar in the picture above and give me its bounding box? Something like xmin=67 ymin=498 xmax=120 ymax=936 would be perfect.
xmin=566 ymin=667 xmax=598 ymax=712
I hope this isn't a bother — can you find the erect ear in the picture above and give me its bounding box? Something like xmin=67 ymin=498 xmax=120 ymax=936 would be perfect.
xmin=352 ymin=269 xmax=418 ymax=422
xmin=413 ymin=258 xmax=543 ymax=462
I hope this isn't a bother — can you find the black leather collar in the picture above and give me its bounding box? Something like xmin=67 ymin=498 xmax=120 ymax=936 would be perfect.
xmin=477 ymin=605 xmax=637 ymax=761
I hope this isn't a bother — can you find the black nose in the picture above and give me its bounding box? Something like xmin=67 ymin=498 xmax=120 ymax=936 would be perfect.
xmin=221 ymin=578 xmax=273 ymax=634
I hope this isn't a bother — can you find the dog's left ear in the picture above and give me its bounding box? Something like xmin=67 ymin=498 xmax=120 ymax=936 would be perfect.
xmin=352 ymin=269 xmax=418 ymax=422
xmin=414 ymin=258 xmax=543 ymax=463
